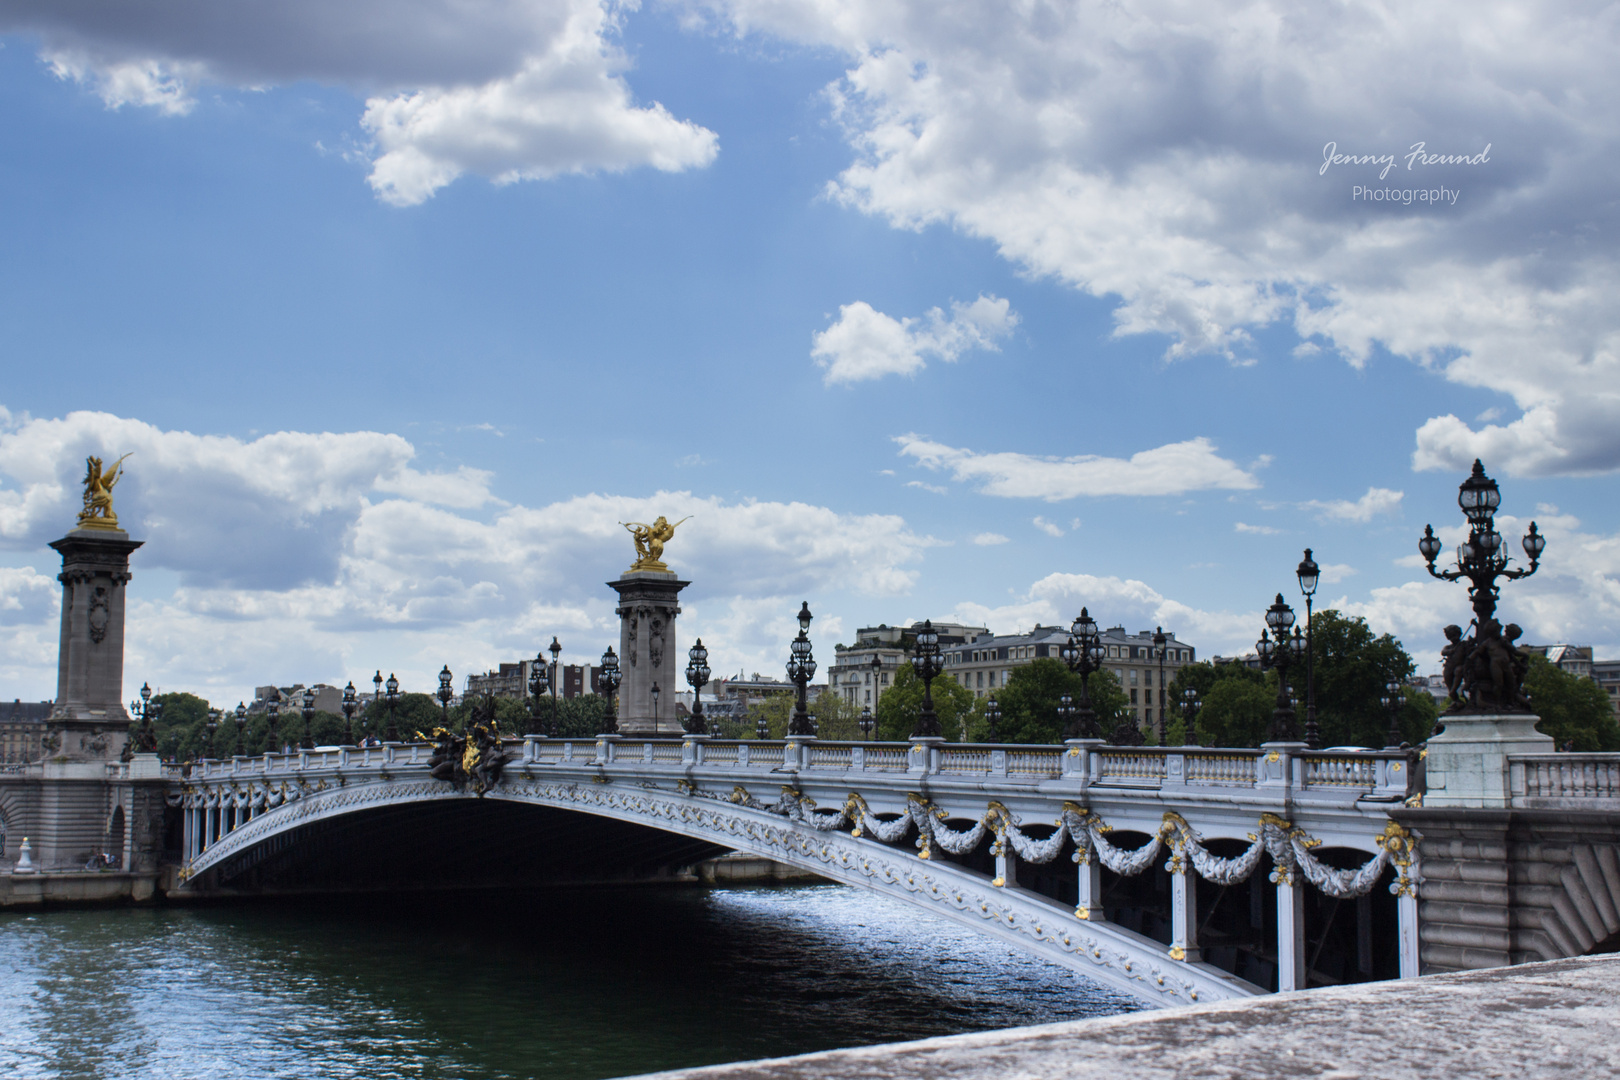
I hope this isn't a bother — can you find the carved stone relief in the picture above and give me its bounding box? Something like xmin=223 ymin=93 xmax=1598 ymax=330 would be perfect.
xmin=88 ymin=585 xmax=110 ymax=643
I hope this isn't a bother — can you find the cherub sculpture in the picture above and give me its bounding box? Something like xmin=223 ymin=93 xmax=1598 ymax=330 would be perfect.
xmin=619 ymin=515 xmax=691 ymax=572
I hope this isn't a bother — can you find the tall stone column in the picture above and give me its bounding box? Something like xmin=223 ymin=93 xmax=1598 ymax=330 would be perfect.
xmin=608 ymin=571 xmax=688 ymax=736
xmin=46 ymin=525 xmax=143 ymax=762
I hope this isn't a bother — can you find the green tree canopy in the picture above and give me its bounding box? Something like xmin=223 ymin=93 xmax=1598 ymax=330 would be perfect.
xmin=1525 ymin=655 xmax=1620 ymax=751
xmin=972 ymin=658 xmax=1127 ymax=744
xmin=874 ymin=662 xmax=979 ymax=742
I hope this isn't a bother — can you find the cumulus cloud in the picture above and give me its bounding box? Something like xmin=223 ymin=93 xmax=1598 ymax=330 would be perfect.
xmin=812 ymin=295 xmax=1017 ymax=384
xmin=1032 ymin=517 xmax=1062 ymax=538
xmin=896 ymin=434 xmax=1257 ymax=500
xmin=1304 ymin=487 xmax=1403 ymax=524
xmin=970 ymin=532 xmax=1008 ymax=546
xmin=5 ymin=0 xmax=718 ymax=204
xmin=703 ymin=0 xmax=1620 ymax=476
xmin=0 ymin=408 xmax=933 ymax=703
xmin=1234 ymin=522 xmax=1280 ymax=536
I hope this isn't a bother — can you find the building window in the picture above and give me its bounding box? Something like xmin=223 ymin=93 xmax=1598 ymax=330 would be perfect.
xmin=1130 ymin=689 xmax=1138 ymax=704
xmin=977 ymin=671 xmax=984 ymax=687
xmin=1144 ymin=688 xmax=1152 ymax=705
xmin=1129 ymin=669 xmax=1138 ymax=685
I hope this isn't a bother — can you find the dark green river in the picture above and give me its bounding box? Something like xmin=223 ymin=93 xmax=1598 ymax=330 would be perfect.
xmin=0 ymin=885 xmax=1135 ymax=1079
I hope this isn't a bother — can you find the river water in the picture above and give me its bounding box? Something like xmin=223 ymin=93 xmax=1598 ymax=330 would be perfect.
xmin=0 ymin=884 xmax=1135 ymax=1079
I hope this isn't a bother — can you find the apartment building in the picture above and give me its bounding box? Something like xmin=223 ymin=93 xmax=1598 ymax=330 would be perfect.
xmin=826 ymin=622 xmax=987 ymax=711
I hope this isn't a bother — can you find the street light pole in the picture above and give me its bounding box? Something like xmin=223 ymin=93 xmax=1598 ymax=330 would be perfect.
xmin=1061 ymin=608 xmax=1105 ymax=740
xmin=786 ymin=602 xmax=818 ymax=737
xmin=1152 ymin=626 xmax=1167 ymax=745
xmin=529 ymin=653 xmax=551 ymax=736
xmin=985 ymin=695 xmax=1001 ymax=742
xmin=1181 ymin=687 xmax=1201 ymax=747
xmin=685 ymin=639 xmax=711 ymax=735
xmin=384 ymin=673 xmax=400 ymax=742
xmin=437 ymin=666 xmax=454 ymax=728
xmin=1257 ymin=595 xmax=1307 ymax=743
xmin=651 ymin=681 xmax=661 ymax=734
xmin=341 ymin=681 xmax=357 ymax=746
xmin=300 ymin=687 xmax=316 ymax=750
xmin=1297 ymin=549 xmax=1320 ymax=749
xmin=909 ymin=620 xmax=943 ymax=739
xmin=548 ymin=636 xmax=562 ymax=734
xmin=596 ymin=647 xmax=621 ymax=735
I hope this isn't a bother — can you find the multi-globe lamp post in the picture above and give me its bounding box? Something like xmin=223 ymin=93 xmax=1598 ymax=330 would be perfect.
xmin=909 ymin=619 xmax=944 ymax=739
xmin=300 ymin=687 xmax=316 ymax=750
xmin=786 ymin=602 xmax=819 ymax=737
xmin=985 ymin=695 xmax=1001 ymax=742
xmin=1256 ymin=594 xmax=1307 ymax=743
xmin=341 ymin=681 xmax=358 ymax=745
xmin=1181 ymin=687 xmax=1201 ymax=746
xmin=597 ymin=646 xmax=621 ymax=735
xmin=685 ymin=639 xmax=711 ymax=736
xmin=1059 ymin=608 xmax=1107 ymax=740
xmin=266 ymin=696 xmax=281 ymax=751
xmin=437 ymin=666 xmax=454 ymax=726
xmin=529 ymin=654 xmax=551 ymax=735
xmin=383 ymin=673 xmax=400 ymax=742
xmin=1381 ymin=676 xmax=1406 ymax=748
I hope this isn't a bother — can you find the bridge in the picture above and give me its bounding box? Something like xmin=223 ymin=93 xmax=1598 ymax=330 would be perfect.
xmin=165 ymin=734 xmax=1419 ymax=1008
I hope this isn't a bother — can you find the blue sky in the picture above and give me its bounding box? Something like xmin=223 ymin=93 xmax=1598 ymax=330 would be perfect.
xmin=2 ymin=1 xmax=1617 ymax=706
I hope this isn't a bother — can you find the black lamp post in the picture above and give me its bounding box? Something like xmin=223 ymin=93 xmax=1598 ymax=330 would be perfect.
xmin=232 ymin=705 xmax=246 ymax=755
xmin=909 ymin=619 xmax=943 ymax=739
xmin=266 ymin=696 xmax=281 ymax=751
xmin=1257 ymin=594 xmax=1307 ymax=742
xmin=597 ymin=647 xmax=621 ymax=735
xmin=437 ymin=666 xmax=453 ymax=726
xmin=859 ymin=703 xmax=874 ymax=741
xmin=1297 ymin=548 xmax=1321 ymax=749
xmin=204 ymin=709 xmax=220 ymax=760
xmin=384 ymin=673 xmax=400 ymax=741
xmin=548 ymin=637 xmax=562 ymax=732
xmin=1151 ymin=626 xmax=1168 ymax=744
xmin=1419 ymin=459 xmax=1545 ymax=711
xmin=373 ymin=670 xmax=383 ymax=705
xmin=786 ymin=602 xmax=818 ymax=737
xmin=341 ymin=681 xmax=357 ymax=745
xmin=756 ymin=709 xmax=771 ymax=740
xmin=1057 ymin=693 xmax=1075 ymax=736
xmin=651 ymin=681 xmax=661 ymax=734
xmin=870 ymin=652 xmax=882 ymax=712
xmin=1181 ymin=687 xmax=1201 ymax=746
xmin=1381 ymin=676 xmax=1406 ymax=748
xmin=300 ymin=687 xmax=316 ymax=750
xmin=985 ymin=695 xmax=1001 ymax=742
xmin=128 ymin=682 xmax=158 ymax=754
xmin=529 ymin=653 xmax=552 ymax=736
xmin=1060 ymin=608 xmax=1105 ymax=740
xmin=685 ymin=639 xmax=711 ymax=735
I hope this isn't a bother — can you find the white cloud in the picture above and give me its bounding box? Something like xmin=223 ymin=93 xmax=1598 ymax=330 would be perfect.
xmin=0 ymin=408 xmax=935 ymax=704
xmin=704 ymin=0 xmax=1620 ymax=476
xmin=1304 ymin=487 xmax=1404 ymax=524
xmin=8 ymin=0 xmax=718 ymax=204
xmin=896 ymin=434 xmax=1257 ymax=500
xmin=905 ymin=480 xmax=947 ymax=495
xmin=812 ymin=295 xmax=1016 ymax=385
xmin=1234 ymin=522 xmax=1280 ymax=535
xmin=1318 ymin=563 xmax=1356 ymax=585
xmin=1032 ymin=517 xmax=1063 ymax=538
xmin=971 ymin=532 xmax=1009 ymax=546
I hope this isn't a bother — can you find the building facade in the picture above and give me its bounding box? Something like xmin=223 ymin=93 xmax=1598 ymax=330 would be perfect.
xmin=1 ymin=700 xmax=51 ymax=764
xmin=943 ymin=624 xmax=1197 ymax=731
xmin=466 ymin=662 xmax=602 ymax=702
xmin=826 ymin=623 xmax=987 ymax=711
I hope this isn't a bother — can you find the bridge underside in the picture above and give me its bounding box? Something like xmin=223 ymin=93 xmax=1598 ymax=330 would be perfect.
xmin=191 ymin=800 xmax=729 ymax=895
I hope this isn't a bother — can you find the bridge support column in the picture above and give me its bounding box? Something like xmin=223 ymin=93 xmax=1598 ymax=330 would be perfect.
xmin=994 ymin=842 xmax=1015 ymax=888
xmin=1277 ymin=877 xmax=1307 ymax=991
xmin=1169 ymin=861 xmax=1201 ymax=962
xmin=1398 ymin=891 xmax=1420 ymax=978
xmin=1076 ymin=854 xmax=1104 ymax=920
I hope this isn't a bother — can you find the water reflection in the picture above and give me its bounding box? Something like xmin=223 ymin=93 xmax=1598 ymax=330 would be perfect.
xmin=0 ymin=885 xmax=1135 ymax=1079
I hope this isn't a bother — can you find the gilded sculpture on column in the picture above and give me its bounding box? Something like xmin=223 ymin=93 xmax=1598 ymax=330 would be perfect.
xmin=620 ymin=515 xmax=690 ymax=573
xmin=77 ymin=453 xmax=132 ymax=531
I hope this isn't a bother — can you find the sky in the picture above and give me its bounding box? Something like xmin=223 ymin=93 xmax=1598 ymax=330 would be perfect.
xmin=1 ymin=0 xmax=1618 ymax=707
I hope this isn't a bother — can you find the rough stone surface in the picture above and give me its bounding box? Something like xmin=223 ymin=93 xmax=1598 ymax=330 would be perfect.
xmin=627 ymin=954 xmax=1620 ymax=1080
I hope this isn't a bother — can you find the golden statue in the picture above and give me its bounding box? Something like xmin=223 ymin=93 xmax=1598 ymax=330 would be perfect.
xmin=620 ymin=515 xmax=690 ymax=573
xmin=77 ymin=453 xmax=131 ymax=531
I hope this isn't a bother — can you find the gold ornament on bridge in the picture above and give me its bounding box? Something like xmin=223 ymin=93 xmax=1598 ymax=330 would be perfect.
xmin=77 ymin=453 xmax=132 ymax=531
xmin=619 ymin=515 xmax=690 ymax=573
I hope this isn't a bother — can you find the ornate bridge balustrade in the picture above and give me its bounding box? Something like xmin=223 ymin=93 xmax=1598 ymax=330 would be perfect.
xmin=167 ymin=737 xmax=1419 ymax=1009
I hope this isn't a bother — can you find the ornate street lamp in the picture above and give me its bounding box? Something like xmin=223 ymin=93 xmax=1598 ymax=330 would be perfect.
xmin=1181 ymin=687 xmax=1201 ymax=746
xmin=1297 ymin=548 xmax=1321 ymax=749
xmin=786 ymin=602 xmax=818 ymax=737
xmin=685 ymin=638 xmax=711 ymax=735
xmin=341 ymin=681 xmax=357 ymax=745
xmin=266 ymin=696 xmax=281 ymax=751
xmin=1061 ymin=609 xmax=1105 ymax=740
xmin=597 ymin=646 xmax=621 ymax=735
xmin=1057 ymin=693 xmax=1075 ymax=736
xmin=437 ymin=666 xmax=454 ymax=726
xmin=1419 ymin=459 xmax=1545 ymax=711
xmin=1257 ymin=595 xmax=1308 ymax=742
xmin=384 ymin=673 xmax=400 ymax=742
xmin=300 ymin=687 xmax=316 ymax=750
xmin=756 ymin=709 xmax=771 ymax=740
xmin=909 ymin=619 xmax=943 ymax=739
xmin=232 ymin=704 xmax=246 ymax=755
xmin=548 ymin=637 xmax=562 ymax=731
xmin=204 ymin=708 xmax=220 ymax=760
xmin=985 ymin=695 xmax=1001 ymax=742
xmin=870 ymin=652 xmax=882 ymax=710
xmin=651 ymin=681 xmax=661 ymax=735
xmin=373 ymin=670 xmax=383 ymax=704
xmin=128 ymin=682 xmax=158 ymax=754
xmin=1151 ymin=626 xmax=1168 ymax=744
xmin=1381 ymin=676 xmax=1406 ymax=749
xmin=859 ymin=703 xmax=874 ymax=741
xmin=529 ymin=653 xmax=552 ymax=736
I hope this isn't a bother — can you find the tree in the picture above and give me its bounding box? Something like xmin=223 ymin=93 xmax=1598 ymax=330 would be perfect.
xmin=743 ymin=692 xmax=796 ymax=739
xmin=1525 ymin=656 xmax=1620 ymax=751
xmin=972 ymin=658 xmax=1125 ymax=743
xmin=1306 ymin=610 xmax=1437 ymax=747
xmin=152 ymin=692 xmax=212 ymax=760
xmin=874 ymin=662 xmax=978 ymax=742
xmin=1166 ymin=662 xmax=1270 ymax=748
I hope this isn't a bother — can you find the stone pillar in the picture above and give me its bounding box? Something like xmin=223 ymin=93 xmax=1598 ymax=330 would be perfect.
xmin=607 ymin=571 xmax=689 ymax=736
xmin=1424 ymin=713 xmax=1554 ymax=808
xmin=1075 ymin=855 xmax=1104 ymax=921
xmin=1169 ymin=859 xmax=1201 ymax=962
xmin=46 ymin=526 xmax=144 ymax=762
xmin=1277 ymin=877 xmax=1307 ymax=991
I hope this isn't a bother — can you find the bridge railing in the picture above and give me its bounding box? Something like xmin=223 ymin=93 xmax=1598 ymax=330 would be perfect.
xmin=1510 ymin=753 xmax=1620 ymax=806
xmin=159 ymin=738 xmax=1415 ymax=801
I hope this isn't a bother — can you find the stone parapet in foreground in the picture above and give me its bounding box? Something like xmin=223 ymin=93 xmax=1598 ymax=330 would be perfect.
xmin=630 ymin=953 xmax=1620 ymax=1080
